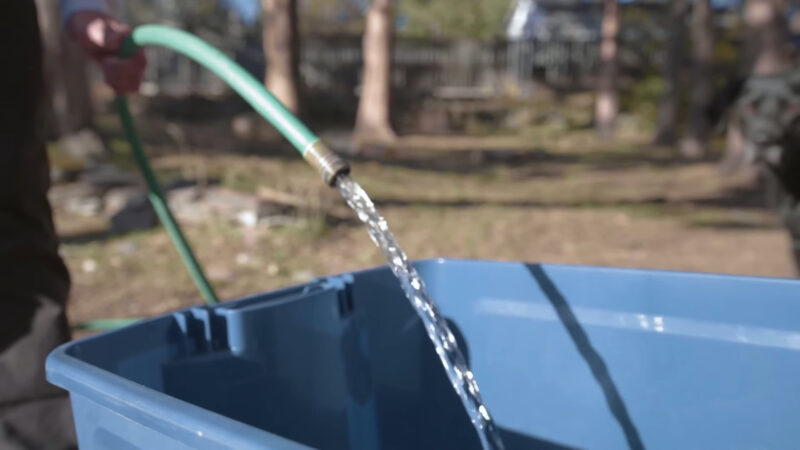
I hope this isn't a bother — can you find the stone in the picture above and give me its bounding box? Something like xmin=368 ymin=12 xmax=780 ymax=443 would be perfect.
xmin=106 ymin=189 xmax=158 ymax=234
xmin=81 ymin=164 xmax=141 ymax=189
xmin=58 ymin=129 xmax=106 ymax=165
xmin=104 ymin=187 xmax=147 ymax=216
xmin=64 ymin=195 xmax=103 ymax=217
xmin=167 ymin=186 xmax=276 ymax=227
xmin=50 ymin=182 xmax=103 ymax=216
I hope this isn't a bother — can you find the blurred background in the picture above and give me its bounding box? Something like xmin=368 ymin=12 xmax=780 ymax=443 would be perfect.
xmin=37 ymin=0 xmax=799 ymax=326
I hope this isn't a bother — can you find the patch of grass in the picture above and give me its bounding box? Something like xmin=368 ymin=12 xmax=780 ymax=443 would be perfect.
xmin=620 ymin=73 xmax=663 ymax=128
xmin=616 ymin=203 xmax=678 ymax=219
xmin=106 ymin=139 xmax=140 ymax=172
xmin=221 ymin=167 xmax=259 ymax=193
xmin=683 ymin=209 xmax=777 ymax=230
xmin=94 ymin=112 xmax=122 ymax=133
xmin=47 ymin=143 xmax=86 ymax=171
xmin=108 ymin=138 xmax=131 ymax=155
xmin=291 ymin=216 xmax=333 ymax=240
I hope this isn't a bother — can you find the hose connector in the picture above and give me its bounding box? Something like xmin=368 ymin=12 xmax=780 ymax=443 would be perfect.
xmin=303 ymin=140 xmax=350 ymax=186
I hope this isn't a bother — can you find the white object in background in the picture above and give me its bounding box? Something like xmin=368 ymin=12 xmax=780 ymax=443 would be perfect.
xmin=506 ymin=0 xmax=538 ymax=40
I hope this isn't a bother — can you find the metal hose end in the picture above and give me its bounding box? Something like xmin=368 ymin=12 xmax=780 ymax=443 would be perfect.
xmin=303 ymin=140 xmax=351 ymax=186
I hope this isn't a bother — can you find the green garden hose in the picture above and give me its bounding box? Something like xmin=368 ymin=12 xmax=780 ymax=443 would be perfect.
xmin=73 ymin=317 xmax=141 ymax=331
xmin=115 ymin=96 xmax=220 ymax=306
xmin=76 ymin=25 xmax=349 ymax=331
xmin=120 ymin=25 xmax=349 ymax=184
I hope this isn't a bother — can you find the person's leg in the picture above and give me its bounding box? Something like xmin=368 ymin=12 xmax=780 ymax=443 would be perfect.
xmin=0 ymin=1 xmax=76 ymax=448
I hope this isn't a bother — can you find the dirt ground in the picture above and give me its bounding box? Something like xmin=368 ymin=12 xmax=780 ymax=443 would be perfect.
xmin=52 ymin=104 xmax=798 ymax=328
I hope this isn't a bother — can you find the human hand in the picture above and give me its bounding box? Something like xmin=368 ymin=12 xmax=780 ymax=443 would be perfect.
xmin=66 ymin=11 xmax=147 ymax=94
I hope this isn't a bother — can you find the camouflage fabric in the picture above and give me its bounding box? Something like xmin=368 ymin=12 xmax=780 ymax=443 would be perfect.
xmin=737 ymin=72 xmax=800 ymax=271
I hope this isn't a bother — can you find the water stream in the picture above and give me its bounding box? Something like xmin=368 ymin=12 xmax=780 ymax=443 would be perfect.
xmin=336 ymin=174 xmax=504 ymax=450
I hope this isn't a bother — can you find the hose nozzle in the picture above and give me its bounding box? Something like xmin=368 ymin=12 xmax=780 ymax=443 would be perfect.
xmin=303 ymin=141 xmax=350 ymax=186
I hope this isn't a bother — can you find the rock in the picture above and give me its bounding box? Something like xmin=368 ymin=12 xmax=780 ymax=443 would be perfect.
xmin=167 ymin=186 xmax=280 ymax=227
xmin=81 ymin=164 xmax=141 ymax=189
xmin=201 ymin=188 xmax=264 ymax=219
xmin=106 ymin=189 xmax=158 ymax=234
xmin=103 ymin=183 xmax=301 ymax=231
xmin=58 ymin=129 xmax=106 ymax=165
xmin=110 ymin=205 xmax=158 ymax=234
xmin=64 ymin=195 xmax=103 ymax=217
xmin=49 ymin=183 xmax=102 ymax=216
xmin=104 ymin=187 xmax=147 ymax=215
xmin=166 ymin=186 xmax=206 ymax=225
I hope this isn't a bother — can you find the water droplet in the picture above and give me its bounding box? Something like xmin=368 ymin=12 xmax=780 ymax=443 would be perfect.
xmin=479 ymin=405 xmax=491 ymax=421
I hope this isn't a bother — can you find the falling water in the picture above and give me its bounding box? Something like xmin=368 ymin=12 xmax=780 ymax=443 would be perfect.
xmin=336 ymin=175 xmax=504 ymax=450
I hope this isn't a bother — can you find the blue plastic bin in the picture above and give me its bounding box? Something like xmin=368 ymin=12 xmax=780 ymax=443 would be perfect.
xmin=47 ymin=259 xmax=800 ymax=449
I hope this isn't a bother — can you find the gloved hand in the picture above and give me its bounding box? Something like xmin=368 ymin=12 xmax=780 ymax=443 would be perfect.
xmin=66 ymin=11 xmax=147 ymax=94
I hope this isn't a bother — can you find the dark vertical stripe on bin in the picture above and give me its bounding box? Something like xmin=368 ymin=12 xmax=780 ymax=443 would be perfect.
xmin=526 ymin=264 xmax=645 ymax=450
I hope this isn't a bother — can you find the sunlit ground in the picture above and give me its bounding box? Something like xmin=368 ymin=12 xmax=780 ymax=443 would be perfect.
xmin=52 ymin=97 xmax=796 ymax=327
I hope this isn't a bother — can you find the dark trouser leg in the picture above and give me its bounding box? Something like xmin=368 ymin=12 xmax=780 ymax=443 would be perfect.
xmin=0 ymin=1 xmax=76 ymax=448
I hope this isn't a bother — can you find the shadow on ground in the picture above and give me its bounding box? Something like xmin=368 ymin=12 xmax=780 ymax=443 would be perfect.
xmin=343 ymin=142 xmax=715 ymax=176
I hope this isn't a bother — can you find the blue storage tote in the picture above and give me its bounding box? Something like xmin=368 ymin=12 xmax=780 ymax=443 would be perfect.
xmin=47 ymin=259 xmax=800 ymax=449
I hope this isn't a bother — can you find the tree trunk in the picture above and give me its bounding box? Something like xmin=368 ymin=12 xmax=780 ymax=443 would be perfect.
xmin=745 ymin=0 xmax=791 ymax=76
xmin=654 ymin=0 xmax=689 ymax=145
xmin=262 ymin=0 xmax=300 ymax=113
xmin=354 ymin=0 xmax=396 ymax=147
xmin=595 ymin=0 xmax=619 ymax=140
xmin=680 ymin=0 xmax=713 ymax=159
xmin=36 ymin=0 xmax=93 ymax=136
xmin=719 ymin=109 xmax=748 ymax=173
